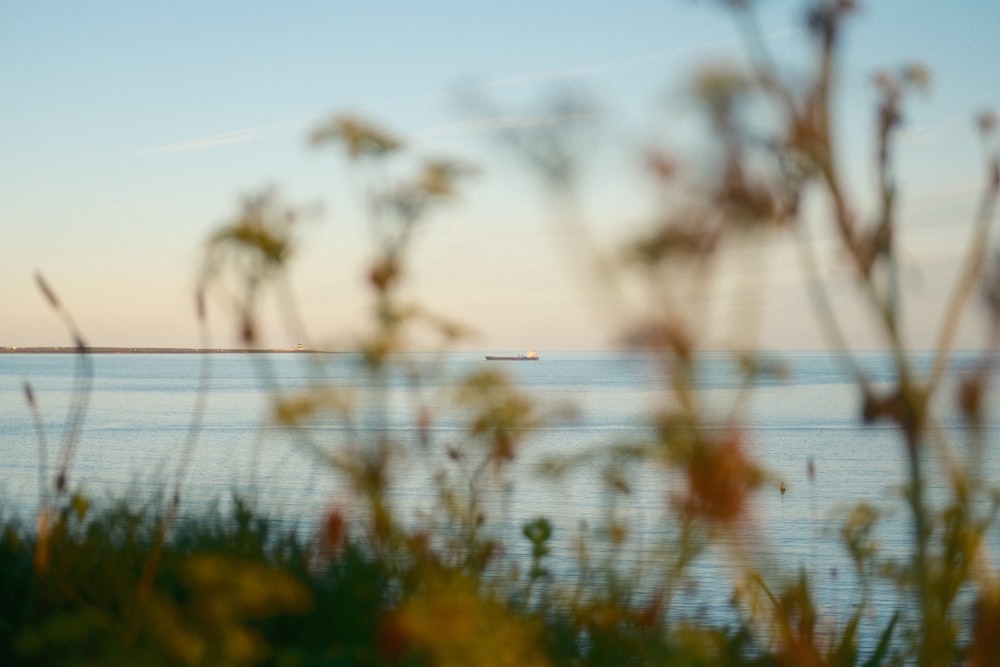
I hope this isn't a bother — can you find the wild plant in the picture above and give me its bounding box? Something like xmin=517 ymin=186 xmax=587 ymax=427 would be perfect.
xmin=7 ymin=1 xmax=1000 ymax=665
xmin=191 ymin=1 xmax=1000 ymax=663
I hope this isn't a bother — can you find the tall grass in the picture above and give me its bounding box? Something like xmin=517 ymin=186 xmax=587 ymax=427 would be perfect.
xmin=4 ymin=1 xmax=1000 ymax=664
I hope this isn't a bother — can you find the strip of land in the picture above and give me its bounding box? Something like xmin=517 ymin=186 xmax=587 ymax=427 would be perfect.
xmin=0 ymin=347 xmax=320 ymax=354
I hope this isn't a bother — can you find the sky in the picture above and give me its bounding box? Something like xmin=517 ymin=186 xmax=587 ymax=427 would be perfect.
xmin=2 ymin=1 xmax=998 ymax=351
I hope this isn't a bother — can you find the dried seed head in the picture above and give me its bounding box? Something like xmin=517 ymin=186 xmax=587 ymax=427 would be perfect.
xmin=368 ymin=258 xmax=400 ymax=291
xmin=240 ymin=315 xmax=256 ymax=344
xmin=35 ymin=272 xmax=60 ymax=309
xmin=902 ymin=63 xmax=931 ymax=93
xmin=23 ymin=381 xmax=36 ymax=408
xmin=644 ymin=148 xmax=679 ymax=182
xmin=679 ymin=430 xmax=761 ymax=523
xmin=958 ymin=373 xmax=985 ymax=423
xmin=321 ymin=507 xmax=347 ymax=554
xmin=196 ymin=288 xmax=206 ymax=322
xmin=311 ymin=114 xmax=402 ymax=158
xmin=977 ymin=110 xmax=998 ymax=136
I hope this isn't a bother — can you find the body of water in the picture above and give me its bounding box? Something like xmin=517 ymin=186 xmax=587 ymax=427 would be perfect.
xmin=2 ymin=350 xmax=997 ymax=647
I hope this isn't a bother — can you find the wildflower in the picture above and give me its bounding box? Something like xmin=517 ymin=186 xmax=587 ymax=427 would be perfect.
xmin=368 ymin=257 xmax=400 ymax=291
xmin=319 ymin=507 xmax=347 ymax=557
xmin=977 ymin=110 xmax=997 ymax=136
xmin=310 ymin=114 xmax=401 ymax=158
xmin=903 ymin=63 xmax=931 ymax=92
xmin=418 ymin=159 xmax=476 ymax=197
xmin=680 ymin=430 xmax=761 ymax=523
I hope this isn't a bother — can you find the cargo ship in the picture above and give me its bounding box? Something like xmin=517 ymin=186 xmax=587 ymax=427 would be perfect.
xmin=485 ymin=350 xmax=539 ymax=361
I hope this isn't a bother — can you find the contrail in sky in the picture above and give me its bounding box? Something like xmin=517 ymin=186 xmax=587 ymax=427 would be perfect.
xmin=441 ymin=25 xmax=801 ymax=94
xmin=139 ymin=25 xmax=800 ymax=155
xmin=419 ymin=110 xmax=595 ymax=138
xmin=139 ymin=121 xmax=304 ymax=155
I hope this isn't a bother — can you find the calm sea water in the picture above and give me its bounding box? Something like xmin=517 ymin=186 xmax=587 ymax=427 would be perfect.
xmin=2 ymin=350 xmax=998 ymax=644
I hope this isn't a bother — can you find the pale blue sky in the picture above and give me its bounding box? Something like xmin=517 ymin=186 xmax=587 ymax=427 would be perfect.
xmin=2 ymin=2 xmax=997 ymax=350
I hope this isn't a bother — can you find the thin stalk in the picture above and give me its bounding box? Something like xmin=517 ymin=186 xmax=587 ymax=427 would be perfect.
xmin=33 ymin=273 xmax=93 ymax=501
xmin=23 ymin=381 xmax=50 ymax=518
xmin=794 ymin=220 xmax=868 ymax=389
xmin=926 ymin=160 xmax=999 ymax=396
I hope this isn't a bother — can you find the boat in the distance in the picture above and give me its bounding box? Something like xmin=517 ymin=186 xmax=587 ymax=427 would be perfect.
xmin=485 ymin=350 xmax=539 ymax=361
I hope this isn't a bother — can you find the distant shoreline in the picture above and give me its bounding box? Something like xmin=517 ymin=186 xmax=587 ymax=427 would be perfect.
xmin=0 ymin=347 xmax=326 ymax=354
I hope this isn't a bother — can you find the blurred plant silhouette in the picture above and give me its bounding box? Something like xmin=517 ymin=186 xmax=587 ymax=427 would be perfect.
xmin=5 ymin=1 xmax=1000 ymax=665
